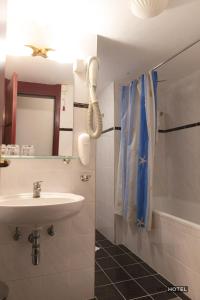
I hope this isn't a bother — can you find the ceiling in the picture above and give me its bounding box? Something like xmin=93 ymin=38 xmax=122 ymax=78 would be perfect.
xmin=4 ymin=0 xmax=200 ymax=88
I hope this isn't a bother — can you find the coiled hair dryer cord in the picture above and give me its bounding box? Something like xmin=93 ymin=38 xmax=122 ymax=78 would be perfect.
xmin=87 ymin=57 xmax=102 ymax=139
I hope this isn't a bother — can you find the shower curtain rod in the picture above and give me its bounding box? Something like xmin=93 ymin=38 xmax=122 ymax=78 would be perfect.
xmin=152 ymin=39 xmax=200 ymax=71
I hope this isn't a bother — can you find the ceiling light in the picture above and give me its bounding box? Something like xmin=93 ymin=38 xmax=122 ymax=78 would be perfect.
xmin=131 ymin=0 xmax=169 ymax=19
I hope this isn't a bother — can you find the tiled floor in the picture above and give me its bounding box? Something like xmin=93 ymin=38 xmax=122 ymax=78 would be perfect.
xmin=95 ymin=230 xmax=191 ymax=300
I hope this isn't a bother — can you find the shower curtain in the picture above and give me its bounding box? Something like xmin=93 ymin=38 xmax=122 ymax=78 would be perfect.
xmin=115 ymin=71 xmax=158 ymax=230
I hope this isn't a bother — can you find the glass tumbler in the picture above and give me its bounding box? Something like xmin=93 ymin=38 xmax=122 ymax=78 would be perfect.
xmin=0 ymin=144 xmax=7 ymax=155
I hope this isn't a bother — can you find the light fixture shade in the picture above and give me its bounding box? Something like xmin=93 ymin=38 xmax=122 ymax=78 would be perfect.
xmin=131 ymin=0 xmax=169 ymax=19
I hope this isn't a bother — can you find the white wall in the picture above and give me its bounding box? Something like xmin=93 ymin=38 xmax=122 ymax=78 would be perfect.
xmin=59 ymin=84 xmax=73 ymax=156
xmin=121 ymin=210 xmax=200 ymax=300
xmin=157 ymin=69 xmax=200 ymax=206
xmin=0 ymin=54 xmax=96 ymax=299
xmin=96 ymin=81 xmax=121 ymax=243
xmin=96 ymin=82 xmax=115 ymax=242
xmin=118 ymin=69 xmax=200 ymax=300
xmin=0 ymin=102 xmax=95 ymax=300
xmin=96 ymin=130 xmax=115 ymax=241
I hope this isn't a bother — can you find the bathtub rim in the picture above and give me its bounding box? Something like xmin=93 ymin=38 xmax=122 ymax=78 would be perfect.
xmin=153 ymin=209 xmax=200 ymax=238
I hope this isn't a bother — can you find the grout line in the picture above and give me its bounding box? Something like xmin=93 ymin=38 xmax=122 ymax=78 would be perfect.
xmin=95 ymin=262 xmax=140 ymax=271
xmin=149 ymin=274 xmax=182 ymax=299
xmin=102 ymin=247 xmax=153 ymax=299
xmin=95 ymin=274 xmax=165 ymax=288
xmin=96 ymin=279 xmax=132 ymax=288
xmin=95 ymin=264 xmax=127 ymax=300
xmin=96 ymin=240 xmax=183 ymax=300
xmin=150 ymin=290 xmax=180 ymax=297
xmin=95 ymin=259 xmax=141 ymax=267
xmin=102 ymin=127 xmax=121 ymax=134
xmin=117 ymin=245 xmax=144 ymax=263
xmin=95 ymin=243 xmax=128 ymax=299
xmin=151 ymin=275 xmax=182 ymax=299
xmin=95 ymin=238 xmax=107 ymax=242
xmin=74 ymin=102 xmax=89 ymax=108
xmin=129 ymin=290 xmax=181 ymax=300
xmin=158 ymin=121 xmax=200 ymax=133
xmin=130 ymin=295 xmax=154 ymax=300
xmin=113 ymin=245 xmax=182 ymax=299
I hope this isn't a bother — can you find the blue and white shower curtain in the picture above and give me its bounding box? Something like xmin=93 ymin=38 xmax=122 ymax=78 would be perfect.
xmin=115 ymin=71 xmax=158 ymax=230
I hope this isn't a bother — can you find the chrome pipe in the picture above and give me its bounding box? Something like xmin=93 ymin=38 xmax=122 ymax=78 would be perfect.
xmin=29 ymin=230 xmax=40 ymax=266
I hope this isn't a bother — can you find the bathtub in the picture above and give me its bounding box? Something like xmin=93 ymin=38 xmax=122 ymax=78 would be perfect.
xmin=121 ymin=197 xmax=200 ymax=300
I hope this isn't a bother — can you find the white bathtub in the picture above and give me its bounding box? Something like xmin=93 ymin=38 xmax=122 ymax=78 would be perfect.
xmin=121 ymin=197 xmax=200 ymax=300
xmin=154 ymin=196 xmax=200 ymax=225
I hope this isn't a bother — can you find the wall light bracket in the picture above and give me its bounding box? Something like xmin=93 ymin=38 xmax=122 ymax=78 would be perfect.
xmin=25 ymin=45 xmax=55 ymax=58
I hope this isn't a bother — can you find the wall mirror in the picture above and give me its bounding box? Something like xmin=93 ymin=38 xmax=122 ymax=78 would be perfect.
xmin=3 ymin=54 xmax=74 ymax=157
xmin=0 ymin=0 xmax=98 ymax=158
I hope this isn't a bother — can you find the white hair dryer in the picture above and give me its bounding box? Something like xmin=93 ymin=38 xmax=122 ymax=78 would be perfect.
xmin=87 ymin=56 xmax=102 ymax=139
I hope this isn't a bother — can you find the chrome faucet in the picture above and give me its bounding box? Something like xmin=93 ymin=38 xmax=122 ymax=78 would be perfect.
xmin=33 ymin=181 xmax=43 ymax=198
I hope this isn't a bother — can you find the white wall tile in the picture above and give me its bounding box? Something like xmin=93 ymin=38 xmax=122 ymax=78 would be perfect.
xmin=115 ymin=69 xmax=200 ymax=300
xmin=0 ymin=54 xmax=96 ymax=299
xmin=96 ymin=129 xmax=115 ymax=242
xmin=74 ymin=72 xmax=89 ymax=103
xmin=59 ymin=131 xmax=73 ymax=156
xmin=60 ymin=84 xmax=74 ymax=128
xmin=114 ymin=82 xmax=121 ymax=127
xmin=99 ymin=82 xmax=114 ymax=130
xmin=8 ymin=268 xmax=94 ymax=300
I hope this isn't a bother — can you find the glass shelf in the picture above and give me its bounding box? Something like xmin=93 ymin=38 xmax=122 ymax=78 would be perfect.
xmin=0 ymin=155 xmax=78 ymax=160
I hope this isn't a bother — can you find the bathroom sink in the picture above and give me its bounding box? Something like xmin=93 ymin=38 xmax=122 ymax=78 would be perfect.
xmin=0 ymin=193 xmax=85 ymax=226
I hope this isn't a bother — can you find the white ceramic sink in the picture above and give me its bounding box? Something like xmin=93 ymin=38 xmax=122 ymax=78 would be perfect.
xmin=0 ymin=193 xmax=85 ymax=226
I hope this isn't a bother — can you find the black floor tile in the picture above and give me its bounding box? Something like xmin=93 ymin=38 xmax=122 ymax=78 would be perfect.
xmin=96 ymin=248 xmax=109 ymax=259
xmin=97 ymin=239 xmax=114 ymax=248
xmin=155 ymin=274 xmax=173 ymax=288
xmin=96 ymin=231 xmax=106 ymax=241
xmin=136 ymin=297 xmax=153 ymax=300
xmin=96 ymin=257 xmax=119 ymax=270
xmin=95 ymin=263 xmax=101 ymax=271
xmin=95 ymin=271 xmax=111 ymax=287
xmin=136 ymin=276 xmax=166 ymax=294
xmin=116 ymin=279 xmax=148 ymax=299
xmin=128 ymin=252 xmax=144 ymax=262
xmin=141 ymin=263 xmax=158 ymax=275
xmin=114 ymin=254 xmax=138 ymax=266
xmin=95 ymin=284 xmax=124 ymax=300
xmin=95 ymin=235 xmax=189 ymax=300
xmin=152 ymin=291 xmax=178 ymax=300
xmin=175 ymin=292 xmax=191 ymax=300
xmin=105 ymin=246 xmax=125 ymax=256
xmin=96 ymin=241 xmax=101 ymax=247
xmin=104 ymin=267 xmax=131 ymax=283
xmin=118 ymin=245 xmax=132 ymax=253
xmin=124 ymin=264 xmax=151 ymax=278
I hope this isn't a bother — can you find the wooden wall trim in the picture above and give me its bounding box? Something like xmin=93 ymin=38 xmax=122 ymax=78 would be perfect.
xmin=0 ymin=0 xmax=7 ymax=144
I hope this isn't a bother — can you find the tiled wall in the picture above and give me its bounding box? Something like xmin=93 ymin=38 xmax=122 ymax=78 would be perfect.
xmin=119 ymin=69 xmax=200 ymax=300
xmin=0 ymin=0 xmax=7 ymax=143
xmin=96 ymin=129 xmax=115 ymax=242
xmin=59 ymin=84 xmax=73 ymax=156
xmin=121 ymin=210 xmax=200 ymax=300
xmin=96 ymin=81 xmax=121 ymax=243
xmin=0 ymin=104 xmax=95 ymax=300
xmin=157 ymin=69 xmax=200 ymax=207
xmin=96 ymin=82 xmax=115 ymax=242
xmin=0 ymin=65 xmax=96 ymax=300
